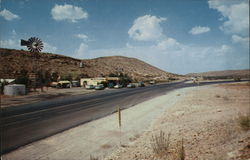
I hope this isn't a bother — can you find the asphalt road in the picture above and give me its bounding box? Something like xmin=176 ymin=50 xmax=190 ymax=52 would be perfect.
xmin=0 ymin=80 xmax=246 ymax=154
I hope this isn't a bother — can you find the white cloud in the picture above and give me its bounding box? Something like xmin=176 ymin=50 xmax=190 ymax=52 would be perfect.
xmin=75 ymin=42 xmax=88 ymax=58
xmin=74 ymin=34 xmax=88 ymax=40
xmin=128 ymin=15 xmax=166 ymax=41
xmin=0 ymin=9 xmax=20 ymax=21
xmin=12 ymin=29 xmax=17 ymax=36
xmin=51 ymin=4 xmax=88 ymax=23
xmin=189 ymin=26 xmax=210 ymax=35
xmin=156 ymin=38 xmax=181 ymax=51
xmin=215 ymin=44 xmax=232 ymax=56
xmin=208 ymin=0 xmax=249 ymax=35
xmin=231 ymin=35 xmax=249 ymax=47
xmin=43 ymin=42 xmax=57 ymax=53
xmin=0 ymin=39 xmax=21 ymax=49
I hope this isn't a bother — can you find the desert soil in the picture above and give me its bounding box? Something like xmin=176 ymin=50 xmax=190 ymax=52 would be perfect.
xmin=2 ymin=82 xmax=250 ymax=160
xmin=106 ymin=82 xmax=250 ymax=160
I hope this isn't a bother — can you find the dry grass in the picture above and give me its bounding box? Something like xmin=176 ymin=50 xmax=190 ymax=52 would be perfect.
xmin=215 ymin=95 xmax=221 ymax=98
xmin=89 ymin=155 xmax=99 ymax=160
xmin=223 ymin=96 xmax=229 ymax=101
xmin=170 ymin=139 xmax=185 ymax=160
xmin=239 ymin=113 xmax=250 ymax=130
xmin=178 ymin=139 xmax=185 ymax=160
xmin=151 ymin=131 xmax=186 ymax=160
xmin=151 ymin=131 xmax=171 ymax=158
xmin=129 ymin=134 xmax=140 ymax=142
xmin=100 ymin=144 xmax=112 ymax=149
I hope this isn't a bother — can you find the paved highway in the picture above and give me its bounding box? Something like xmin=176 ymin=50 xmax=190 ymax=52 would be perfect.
xmin=0 ymin=80 xmax=245 ymax=154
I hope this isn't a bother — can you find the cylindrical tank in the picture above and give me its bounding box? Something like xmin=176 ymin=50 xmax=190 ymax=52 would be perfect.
xmin=4 ymin=84 xmax=26 ymax=96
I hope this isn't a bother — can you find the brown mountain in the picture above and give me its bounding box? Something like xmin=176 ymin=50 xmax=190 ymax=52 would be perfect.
xmin=0 ymin=48 xmax=178 ymax=81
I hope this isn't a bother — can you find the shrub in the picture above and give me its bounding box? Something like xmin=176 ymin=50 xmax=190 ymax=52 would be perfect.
xmin=0 ymin=80 xmax=9 ymax=94
xmin=51 ymin=72 xmax=59 ymax=82
xmin=151 ymin=131 xmax=171 ymax=158
xmin=15 ymin=76 xmax=29 ymax=86
xmin=60 ymin=73 xmax=73 ymax=81
xmin=234 ymin=77 xmax=241 ymax=81
xmin=177 ymin=139 xmax=185 ymax=160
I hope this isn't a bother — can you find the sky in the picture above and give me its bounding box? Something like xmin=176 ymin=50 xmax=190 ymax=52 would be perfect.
xmin=0 ymin=0 xmax=249 ymax=74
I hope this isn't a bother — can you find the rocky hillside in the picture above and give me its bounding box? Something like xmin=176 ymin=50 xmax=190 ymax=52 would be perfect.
xmin=0 ymin=48 xmax=178 ymax=81
xmin=186 ymin=69 xmax=250 ymax=79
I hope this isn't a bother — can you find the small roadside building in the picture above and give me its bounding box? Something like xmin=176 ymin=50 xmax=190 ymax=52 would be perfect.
xmin=80 ymin=77 xmax=106 ymax=87
xmin=80 ymin=77 xmax=121 ymax=87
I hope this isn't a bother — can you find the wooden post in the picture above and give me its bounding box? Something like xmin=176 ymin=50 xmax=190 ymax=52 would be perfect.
xmin=118 ymin=106 xmax=122 ymax=146
xmin=118 ymin=107 xmax=121 ymax=128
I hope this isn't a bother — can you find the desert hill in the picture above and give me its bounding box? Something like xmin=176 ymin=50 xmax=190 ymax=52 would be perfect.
xmin=0 ymin=48 xmax=178 ymax=81
xmin=186 ymin=69 xmax=250 ymax=79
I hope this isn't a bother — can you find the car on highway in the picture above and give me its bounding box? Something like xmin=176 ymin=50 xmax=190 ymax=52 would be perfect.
xmin=95 ymin=84 xmax=104 ymax=90
xmin=85 ymin=84 xmax=95 ymax=89
xmin=114 ymin=84 xmax=123 ymax=88
xmin=127 ymin=83 xmax=136 ymax=88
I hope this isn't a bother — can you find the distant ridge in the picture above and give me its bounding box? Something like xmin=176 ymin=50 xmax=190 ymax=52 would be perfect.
xmin=0 ymin=48 xmax=179 ymax=81
xmin=186 ymin=69 xmax=250 ymax=79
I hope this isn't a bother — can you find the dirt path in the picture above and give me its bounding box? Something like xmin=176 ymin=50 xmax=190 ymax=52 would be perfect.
xmin=2 ymin=82 xmax=250 ymax=160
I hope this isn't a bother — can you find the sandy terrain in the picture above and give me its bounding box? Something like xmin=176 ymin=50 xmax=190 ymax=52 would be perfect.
xmin=1 ymin=87 xmax=94 ymax=108
xmin=2 ymin=82 xmax=250 ymax=160
xmin=106 ymin=82 xmax=250 ymax=160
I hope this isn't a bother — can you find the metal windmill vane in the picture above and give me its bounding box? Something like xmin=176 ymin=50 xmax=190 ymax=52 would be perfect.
xmin=21 ymin=37 xmax=43 ymax=52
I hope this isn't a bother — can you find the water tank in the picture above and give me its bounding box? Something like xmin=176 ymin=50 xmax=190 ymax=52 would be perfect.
xmin=79 ymin=62 xmax=84 ymax=68
xmin=4 ymin=84 xmax=26 ymax=96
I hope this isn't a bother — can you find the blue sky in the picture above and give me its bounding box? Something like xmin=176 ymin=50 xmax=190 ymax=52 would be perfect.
xmin=0 ymin=0 xmax=249 ymax=74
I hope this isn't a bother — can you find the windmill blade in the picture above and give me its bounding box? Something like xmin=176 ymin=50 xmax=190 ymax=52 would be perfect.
xmin=27 ymin=37 xmax=44 ymax=52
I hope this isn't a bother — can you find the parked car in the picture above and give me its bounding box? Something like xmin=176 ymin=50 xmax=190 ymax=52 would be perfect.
xmin=114 ymin=84 xmax=123 ymax=88
xmin=149 ymin=80 xmax=156 ymax=85
xmin=71 ymin=80 xmax=80 ymax=87
xmin=138 ymin=82 xmax=145 ymax=87
xmin=95 ymin=84 xmax=104 ymax=90
xmin=107 ymin=82 xmax=115 ymax=88
xmin=56 ymin=81 xmax=72 ymax=88
xmin=50 ymin=82 xmax=58 ymax=88
xmin=127 ymin=83 xmax=136 ymax=88
xmin=85 ymin=84 xmax=95 ymax=89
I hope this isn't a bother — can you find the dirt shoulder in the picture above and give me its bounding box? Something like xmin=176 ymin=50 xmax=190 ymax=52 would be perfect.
xmin=3 ymin=82 xmax=250 ymax=160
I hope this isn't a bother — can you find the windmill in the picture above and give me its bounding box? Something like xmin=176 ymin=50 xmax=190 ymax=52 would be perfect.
xmin=20 ymin=37 xmax=44 ymax=90
xmin=21 ymin=37 xmax=43 ymax=52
